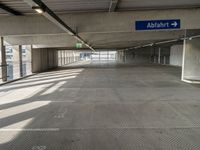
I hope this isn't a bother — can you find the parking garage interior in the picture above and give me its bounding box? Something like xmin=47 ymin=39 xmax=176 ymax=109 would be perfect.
xmin=1 ymin=0 xmax=200 ymax=149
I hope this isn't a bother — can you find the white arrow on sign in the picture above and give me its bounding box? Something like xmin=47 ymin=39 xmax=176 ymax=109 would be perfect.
xmin=171 ymin=21 xmax=178 ymax=27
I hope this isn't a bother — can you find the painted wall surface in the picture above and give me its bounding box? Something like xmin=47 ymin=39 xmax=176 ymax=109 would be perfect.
xmin=170 ymin=45 xmax=183 ymax=66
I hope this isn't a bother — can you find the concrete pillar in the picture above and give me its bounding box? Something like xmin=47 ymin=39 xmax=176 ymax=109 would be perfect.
xmin=58 ymin=50 xmax=61 ymax=66
xmin=158 ymin=47 xmax=161 ymax=64
xmin=118 ymin=51 xmax=121 ymax=62
xmin=0 ymin=37 xmax=7 ymax=82
xmin=70 ymin=51 xmax=72 ymax=63
xmin=163 ymin=56 xmax=166 ymax=65
xmin=54 ymin=50 xmax=58 ymax=67
xmin=99 ymin=51 xmax=100 ymax=61
xmin=60 ymin=50 xmax=63 ymax=66
xmin=26 ymin=45 xmax=32 ymax=75
xmin=12 ymin=45 xmax=20 ymax=79
xmin=63 ymin=50 xmax=65 ymax=65
xmin=73 ymin=51 xmax=75 ymax=62
xmin=19 ymin=45 xmax=23 ymax=77
xmin=182 ymin=38 xmax=200 ymax=83
xmin=124 ymin=50 xmax=126 ymax=63
xmin=66 ymin=51 xmax=69 ymax=64
xmin=64 ymin=50 xmax=67 ymax=64
xmin=62 ymin=50 xmax=65 ymax=65
xmin=170 ymin=45 xmax=183 ymax=66
xmin=68 ymin=51 xmax=70 ymax=63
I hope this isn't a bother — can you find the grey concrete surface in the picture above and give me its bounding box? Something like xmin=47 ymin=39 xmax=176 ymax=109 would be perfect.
xmin=182 ymin=38 xmax=200 ymax=81
xmin=170 ymin=45 xmax=183 ymax=67
xmin=0 ymin=61 xmax=200 ymax=150
xmin=1 ymin=9 xmax=200 ymax=36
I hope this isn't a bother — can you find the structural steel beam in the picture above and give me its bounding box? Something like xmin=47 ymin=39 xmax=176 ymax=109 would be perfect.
xmin=23 ymin=0 xmax=95 ymax=51
xmin=109 ymin=0 xmax=119 ymax=12
xmin=0 ymin=3 xmax=22 ymax=15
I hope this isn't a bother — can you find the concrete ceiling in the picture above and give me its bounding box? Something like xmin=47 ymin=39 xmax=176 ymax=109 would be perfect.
xmin=1 ymin=1 xmax=200 ymax=50
xmin=1 ymin=0 xmax=200 ymax=15
xmin=119 ymin=0 xmax=200 ymax=10
xmin=5 ymin=29 xmax=200 ymax=49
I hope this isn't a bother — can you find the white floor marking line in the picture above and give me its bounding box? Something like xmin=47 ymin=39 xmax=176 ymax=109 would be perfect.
xmin=0 ymin=128 xmax=60 ymax=131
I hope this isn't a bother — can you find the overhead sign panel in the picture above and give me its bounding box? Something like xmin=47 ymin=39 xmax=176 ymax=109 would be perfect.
xmin=135 ymin=19 xmax=181 ymax=31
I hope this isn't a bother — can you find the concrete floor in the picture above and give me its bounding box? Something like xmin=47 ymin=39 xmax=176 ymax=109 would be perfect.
xmin=0 ymin=61 xmax=200 ymax=150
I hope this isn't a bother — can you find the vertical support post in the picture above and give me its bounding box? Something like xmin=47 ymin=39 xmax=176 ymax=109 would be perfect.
xmin=163 ymin=56 xmax=166 ymax=65
xmin=66 ymin=51 xmax=69 ymax=64
xmin=27 ymin=45 xmax=32 ymax=75
xmin=0 ymin=37 xmax=7 ymax=82
xmin=63 ymin=50 xmax=66 ymax=65
xmin=150 ymin=47 xmax=153 ymax=63
xmin=61 ymin=50 xmax=63 ymax=65
xmin=19 ymin=45 xmax=23 ymax=77
xmin=12 ymin=45 xmax=20 ymax=79
xmin=124 ymin=50 xmax=126 ymax=63
xmin=158 ymin=47 xmax=161 ymax=64
xmin=65 ymin=51 xmax=67 ymax=64
xmin=73 ymin=51 xmax=75 ymax=62
xmin=99 ymin=51 xmax=100 ymax=61
xmin=107 ymin=51 xmax=109 ymax=60
xmin=181 ymin=38 xmax=200 ymax=83
xmin=181 ymin=39 xmax=186 ymax=81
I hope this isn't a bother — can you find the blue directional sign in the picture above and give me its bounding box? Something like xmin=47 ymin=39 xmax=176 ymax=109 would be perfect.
xmin=135 ymin=19 xmax=181 ymax=31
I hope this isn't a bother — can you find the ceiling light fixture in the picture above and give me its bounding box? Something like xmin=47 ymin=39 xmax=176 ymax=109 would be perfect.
xmin=32 ymin=6 xmax=44 ymax=14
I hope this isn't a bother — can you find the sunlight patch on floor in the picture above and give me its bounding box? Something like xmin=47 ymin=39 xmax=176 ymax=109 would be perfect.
xmin=0 ymin=101 xmax=51 ymax=119
xmin=0 ymin=118 xmax=33 ymax=144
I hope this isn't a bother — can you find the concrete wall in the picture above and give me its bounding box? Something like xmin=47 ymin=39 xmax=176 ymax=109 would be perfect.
xmin=170 ymin=45 xmax=183 ymax=66
xmin=118 ymin=46 xmax=172 ymax=65
xmin=57 ymin=50 xmax=80 ymax=66
xmin=118 ymin=48 xmax=152 ymax=63
xmin=117 ymin=51 xmax=125 ymax=62
xmin=32 ymin=48 xmax=58 ymax=73
xmin=32 ymin=48 xmax=47 ymax=73
xmin=151 ymin=47 xmax=170 ymax=65
xmin=128 ymin=48 xmax=152 ymax=63
xmin=182 ymin=38 xmax=200 ymax=80
xmin=48 ymin=49 xmax=58 ymax=69
xmin=118 ymin=46 xmax=170 ymax=65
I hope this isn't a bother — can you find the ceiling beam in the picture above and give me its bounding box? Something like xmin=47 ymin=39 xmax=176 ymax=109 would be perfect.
xmin=0 ymin=3 xmax=22 ymax=15
xmin=23 ymin=0 xmax=95 ymax=51
xmin=1 ymin=9 xmax=200 ymax=36
xmin=109 ymin=0 xmax=119 ymax=12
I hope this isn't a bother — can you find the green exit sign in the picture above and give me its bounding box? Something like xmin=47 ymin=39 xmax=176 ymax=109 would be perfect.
xmin=76 ymin=43 xmax=82 ymax=48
